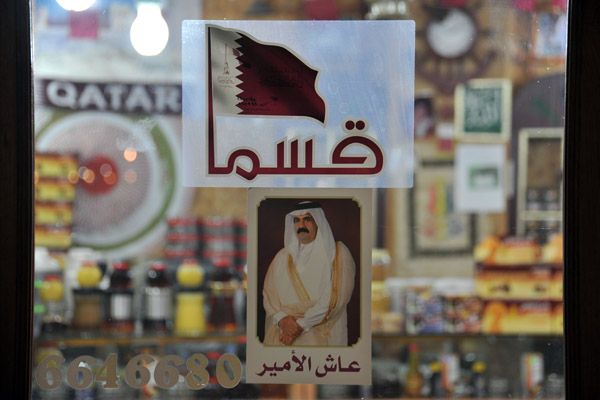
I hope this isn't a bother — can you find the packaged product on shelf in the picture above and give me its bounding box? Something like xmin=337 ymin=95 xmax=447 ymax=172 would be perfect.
xmin=474 ymin=236 xmax=502 ymax=264
xmin=474 ymin=236 xmax=541 ymax=266
xmin=104 ymin=261 xmax=134 ymax=333
xmin=33 ymin=147 xmax=75 ymax=266
xmin=436 ymin=279 xmax=482 ymax=334
xmin=405 ymin=279 xmax=443 ymax=334
xmin=551 ymin=301 xmax=563 ymax=334
xmin=71 ymin=261 xmax=104 ymax=331
xmin=164 ymin=217 xmax=201 ymax=259
xmin=372 ymin=248 xmax=391 ymax=282
xmin=35 ymin=202 xmax=73 ymax=226
xmin=199 ymin=216 xmax=237 ymax=268
xmin=35 ymin=153 xmax=78 ymax=180
xmin=34 ymin=225 xmax=72 ymax=250
xmin=384 ymin=278 xmax=407 ymax=334
xmin=542 ymin=233 xmax=563 ymax=264
xmin=550 ymin=267 xmax=563 ymax=300
xmin=35 ymin=180 xmax=77 ymax=203
xmin=371 ymin=281 xmax=389 ymax=333
xmin=475 ymin=264 xmax=553 ymax=300
xmin=143 ymin=261 xmax=172 ymax=332
xmin=481 ymin=300 xmax=552 ymax=334
xmin=174 ymin=258 xmax=206 ymax=335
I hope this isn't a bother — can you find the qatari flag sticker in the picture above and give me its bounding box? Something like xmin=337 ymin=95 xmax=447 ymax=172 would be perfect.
xmin=209 ymin=25 xmax=327 ymax=124
xmin=183 ymin=21 xmax=415 ymax=188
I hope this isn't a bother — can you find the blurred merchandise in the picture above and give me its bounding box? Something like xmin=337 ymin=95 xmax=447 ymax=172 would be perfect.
xmin=372 ymin=248 xmax=391 ymax=281
xmin=199 ymin=216 xmax=237 ymax=269
xmin=542 ymin=233 xmax=564 ymax=263
xmin=436 ymin=279 xmax=482 ymax=334
xmin=208 ymin=258 xmax=239 ymax=332
xmin=71 ymin=261 xmax=104 ymax=331
xmin=475 ymin=264 xmax=553 ymax=300
xmin=404 ymin=343 xmax=423 ymax=397
xmin=174 ymin=259 xmax=207 ymax=335
xmin=34 ymin=153 xmax=78 ymax=251
xmin=34 ymin=247 xmax=62 ymax=337
xmin=521 ymin=353 xmax=544 ymax=398
xmin=428 ymin=362 xmax=444 ymax=398
xmin=104 ymin=261 xmax=134 ymax=333
xmin=482 ymin=300 xmax=552 ymax=334
xmin=405 ymin=279 xmax=444 ymax=334
xmin=164 ymin=217 xmax=199 ymax=259
xmin=470 ymin=361 xmax=488 ymax=398
xmin=475 ymin=236 xmax=541 ymax=266
xmin=143 ymin=261 xmax=172 ymax=332
xmin=39 ymin=274 xmax=67 ymax=334
xmin=551 ymin=301 xmax=564 ymax=334
xmin=441 ymin=353 xmax=459 ymax=396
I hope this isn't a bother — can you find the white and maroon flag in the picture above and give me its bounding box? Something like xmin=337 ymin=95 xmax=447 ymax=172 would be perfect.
xmin=183 ymin=21 xmax=416 ymax=188
xmin=208 ymin=25 xmax=327 ymax=123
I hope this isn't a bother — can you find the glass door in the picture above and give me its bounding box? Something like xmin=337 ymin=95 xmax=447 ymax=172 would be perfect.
xmin=2 ymin=0 xmax=598 ymax=398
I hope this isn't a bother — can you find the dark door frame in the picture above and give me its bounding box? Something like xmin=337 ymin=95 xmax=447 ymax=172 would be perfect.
xmin=563 ymin=0 xmax=600 ymax=398
xmin=0 ymin=0 xmax=598 ymax=398
xmin=1 ymin=0 xmax=34 ymax=398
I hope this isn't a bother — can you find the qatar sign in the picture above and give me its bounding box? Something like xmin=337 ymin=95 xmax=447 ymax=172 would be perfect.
xmin=182 ymin=20 xmax=415 ymax=188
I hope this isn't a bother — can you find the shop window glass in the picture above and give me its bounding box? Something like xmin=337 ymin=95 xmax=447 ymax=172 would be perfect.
xmin=31 ymin=0 xmax=567 ymax=398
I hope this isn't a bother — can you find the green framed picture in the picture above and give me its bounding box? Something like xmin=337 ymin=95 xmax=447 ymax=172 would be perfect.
xmin=455 ymin=79 xmax=512 ymax=142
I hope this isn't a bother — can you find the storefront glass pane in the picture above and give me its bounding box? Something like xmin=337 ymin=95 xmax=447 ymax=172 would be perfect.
xmin=31 ymin=0 xmax=567 ymax=398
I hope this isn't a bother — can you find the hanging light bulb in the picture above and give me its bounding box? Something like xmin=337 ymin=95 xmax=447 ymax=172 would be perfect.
xmin=130 ymin=1 xmax=169 ymax=56
xmin=56 ymin=0 xmax=96 ymax=12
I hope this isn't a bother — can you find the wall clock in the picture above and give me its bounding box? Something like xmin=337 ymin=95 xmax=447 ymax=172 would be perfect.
xmin=416 ymin=1 xmax=496 ymax=95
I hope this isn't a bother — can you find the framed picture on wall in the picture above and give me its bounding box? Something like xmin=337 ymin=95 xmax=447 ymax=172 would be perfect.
xmin=517 ymin=128 xmax=564 ymax=241
xmin=409 ymin=161 xmax=477 ymax=257
xmin=454 ymin=78 xmax=512 ymax=143
xmin=531 ymin=13 xmax=568 ymax=62
xmin=414 ymin=91 xmax=436 ymax=140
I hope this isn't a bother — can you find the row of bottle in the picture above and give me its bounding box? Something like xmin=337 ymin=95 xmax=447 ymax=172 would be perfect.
xmin=38 ymin=257 xmax=246 ymax=336
xmin=368 ymin=343 xmax=563 ymax=399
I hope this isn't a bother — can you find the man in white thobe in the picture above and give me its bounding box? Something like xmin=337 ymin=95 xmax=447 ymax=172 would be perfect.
xmin=262 ymin=201 xmax=356 ymax=346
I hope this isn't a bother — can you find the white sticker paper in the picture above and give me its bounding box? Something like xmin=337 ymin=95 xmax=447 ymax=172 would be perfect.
xmin=182 ymin=21 xmax=414 ymax=187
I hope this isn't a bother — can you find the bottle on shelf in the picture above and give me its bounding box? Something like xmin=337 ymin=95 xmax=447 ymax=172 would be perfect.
xmin=428 ymin=361 xmax=444 ymax=398
xmin=404 ymin=343 xmax=423 ymax=398
xmin=143 ymin=261 xmax=172 ymax=332
xmin=521 ymin=352 xmax=544 ymax=398
xmin=470 ymin=361 xmax=488 ymax=398
xmin=71 ymin=261 xmax=104 ymax=331
xmin=174 ymin=259 xmax=206 ymax=336
xmin=208 ymin=258 xmax=239 ymax=332
xmin=104 ymin=261 xmax=134 ymax=333
xmin=441 ymin=353 xmax=459 ymax=398
xmin=39 ymin=274 xmax=67 ymax=334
